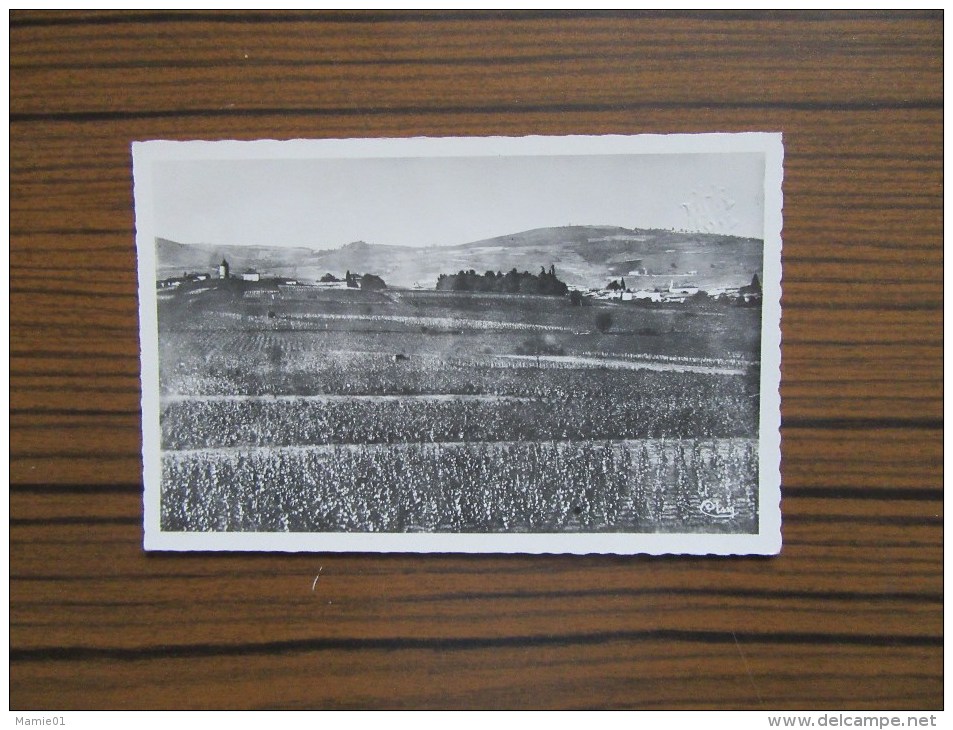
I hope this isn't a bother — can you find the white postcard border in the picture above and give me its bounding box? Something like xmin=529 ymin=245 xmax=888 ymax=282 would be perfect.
xmin=133 ymin=132 xmax=783 ymax=555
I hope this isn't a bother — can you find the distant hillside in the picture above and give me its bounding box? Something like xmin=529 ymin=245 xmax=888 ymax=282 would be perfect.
xmin=445 ymin=226 xmax=763 ymax=291
xmin=155 ymin=225 xmax=763 ymax=291
xmin=156 ymin=238 xmax=321 ymax=279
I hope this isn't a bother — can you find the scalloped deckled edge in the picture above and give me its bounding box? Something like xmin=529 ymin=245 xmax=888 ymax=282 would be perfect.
xmin=758 ymin=133 xmax=784 ymax=556
xmin=133 ymin=133 xmax=784 ymax=556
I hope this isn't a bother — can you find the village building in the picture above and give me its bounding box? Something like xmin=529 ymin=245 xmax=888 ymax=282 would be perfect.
xmin=157 ymin=272 xmax=209 ymax=289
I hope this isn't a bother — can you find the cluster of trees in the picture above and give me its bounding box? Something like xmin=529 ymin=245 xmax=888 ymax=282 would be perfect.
xmin=320 ymin=271 xmax=387 ymax=290
xmin=358 ymin=273 xmax=387 ymax=291
xmin=436 ymin=266 xmax=569 ymax=296
xmin=740 ymin=274 xmax=762 ymax=296
xmin=606 ymin=277 xmax=628 ymax=291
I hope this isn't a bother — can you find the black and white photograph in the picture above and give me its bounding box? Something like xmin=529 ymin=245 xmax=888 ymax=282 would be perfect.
xmin=134 ymin=133 xmax=782 ymax=553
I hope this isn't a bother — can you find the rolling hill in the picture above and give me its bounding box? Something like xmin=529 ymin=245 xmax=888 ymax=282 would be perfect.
xmin=156 ymin=226 xmax=763 ymax=291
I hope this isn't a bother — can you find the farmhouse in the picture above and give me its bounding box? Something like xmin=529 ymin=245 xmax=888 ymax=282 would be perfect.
xmin=157 ymin=272 xmax=209 ymax=289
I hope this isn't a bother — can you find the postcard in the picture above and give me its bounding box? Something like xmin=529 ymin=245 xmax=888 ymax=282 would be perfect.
xmin=133 ymin=133 xmax=782 ymax=553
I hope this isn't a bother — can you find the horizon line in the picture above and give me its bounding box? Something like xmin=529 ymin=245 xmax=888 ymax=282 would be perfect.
xmin=155 ymin=223 xmax=765 ymax=251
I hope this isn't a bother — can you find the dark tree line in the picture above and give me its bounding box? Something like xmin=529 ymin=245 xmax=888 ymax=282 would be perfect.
xmin=436 ymin=266 xmax=568 ymax=296
xmin=322 ymin=270 xmax=387 ymax=290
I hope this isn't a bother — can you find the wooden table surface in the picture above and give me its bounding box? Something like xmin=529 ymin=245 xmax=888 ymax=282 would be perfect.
xmin=10 ymin=10 xmax=942 ymax=710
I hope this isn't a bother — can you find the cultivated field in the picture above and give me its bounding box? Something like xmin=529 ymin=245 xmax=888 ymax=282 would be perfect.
xmin=157 ymin=288 xmax=762 ymax=534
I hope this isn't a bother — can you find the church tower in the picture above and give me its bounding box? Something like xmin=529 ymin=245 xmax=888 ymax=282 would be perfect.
xmin=218 ymin=258 xmax=230 ymax=279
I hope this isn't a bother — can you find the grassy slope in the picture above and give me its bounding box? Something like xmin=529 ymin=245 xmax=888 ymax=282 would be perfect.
xmin=160 ymin=287 xmax=762 ymax=362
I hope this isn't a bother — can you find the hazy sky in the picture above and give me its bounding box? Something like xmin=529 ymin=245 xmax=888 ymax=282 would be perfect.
xmin=152 ymin=152 xmax=766 ymax=249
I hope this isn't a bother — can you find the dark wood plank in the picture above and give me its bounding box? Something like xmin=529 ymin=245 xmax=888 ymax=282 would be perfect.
xmin=9 ymin=10 xmax=942 ymax=710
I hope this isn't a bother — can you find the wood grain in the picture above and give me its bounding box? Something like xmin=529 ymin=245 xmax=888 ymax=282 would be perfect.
xmin=9 ymin=10 xmax=942 ymax=710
